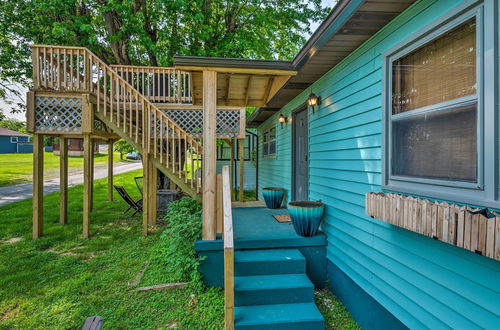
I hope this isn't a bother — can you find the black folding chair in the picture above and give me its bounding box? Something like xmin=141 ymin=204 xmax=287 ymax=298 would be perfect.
xmin=134 ymin=176 xmax=143 ymax=196
xmin=114 ymin=185 xmax=143 ymax=216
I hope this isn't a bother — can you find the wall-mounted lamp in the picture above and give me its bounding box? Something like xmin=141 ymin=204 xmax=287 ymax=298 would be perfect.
xmin=278 ymin=114 xmax=288 ymax=128
xmin=307 ymin=92 xmax=321 ymax=113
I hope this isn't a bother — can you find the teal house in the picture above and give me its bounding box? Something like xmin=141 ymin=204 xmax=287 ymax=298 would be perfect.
xmin=243 ymin=0 xmax=500 ymax=328
xmin=27 ymin=0 xmax=500 ymax=327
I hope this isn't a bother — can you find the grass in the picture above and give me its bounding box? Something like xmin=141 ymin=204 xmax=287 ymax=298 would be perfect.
xmin=0 ymin=169 xmax=223 ymax=329
xmin=0 ymin=169 xmax=358 ymax=329
xmin=0 ymin=152 xmax=126 ymax=187
xmin=315 ymin=289 xmax=361 ymax=329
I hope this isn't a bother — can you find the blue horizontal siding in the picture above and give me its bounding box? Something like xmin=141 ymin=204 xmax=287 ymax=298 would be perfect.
xmin=258 ymin=0 xmax=500 ymax=327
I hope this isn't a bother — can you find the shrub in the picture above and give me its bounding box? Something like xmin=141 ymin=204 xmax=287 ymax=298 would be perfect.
xmin=155 ymin=197 xmax=202 ymax=283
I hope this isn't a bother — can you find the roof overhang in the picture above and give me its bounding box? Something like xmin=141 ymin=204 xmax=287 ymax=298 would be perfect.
xmin=174 ymin=56 xmax=297 ymax=107
xmin=247 ymin=0 xmax=416 ymax=127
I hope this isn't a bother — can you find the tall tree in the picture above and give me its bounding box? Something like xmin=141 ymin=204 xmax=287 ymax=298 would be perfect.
xmin=0 ymin=0 xmax=330 ymax=113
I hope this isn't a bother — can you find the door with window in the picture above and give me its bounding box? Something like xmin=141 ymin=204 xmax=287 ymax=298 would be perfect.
xmin=293 ymin=108 xmax=308 ymax=201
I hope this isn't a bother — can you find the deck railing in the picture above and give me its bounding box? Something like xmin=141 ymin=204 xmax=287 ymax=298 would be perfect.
xmin=111 ymin=65 xmax=192 ymax=104
xmin=31 ymin=45 xmax=203 ymax=193
xmin=222 ymin=165 xmax=234 ymax=329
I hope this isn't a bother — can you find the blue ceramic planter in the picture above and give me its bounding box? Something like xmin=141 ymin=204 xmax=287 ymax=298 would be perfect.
xmin=288 ymin=201 xmax=324 ymax=237
xmin=262 ymin=187 xmax=285 ymax=209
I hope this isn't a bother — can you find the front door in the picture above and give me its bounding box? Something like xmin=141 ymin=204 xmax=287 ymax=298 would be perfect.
xmin=293 ymin=107 xmax=308 ymax=201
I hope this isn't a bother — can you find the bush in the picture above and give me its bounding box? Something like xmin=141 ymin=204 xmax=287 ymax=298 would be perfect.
xmin=154 ymin=197 xmax=202 ymax=283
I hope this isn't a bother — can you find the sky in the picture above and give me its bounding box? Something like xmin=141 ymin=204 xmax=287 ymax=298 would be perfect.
xmin=0 ymin=0 xmax=337 ymax=122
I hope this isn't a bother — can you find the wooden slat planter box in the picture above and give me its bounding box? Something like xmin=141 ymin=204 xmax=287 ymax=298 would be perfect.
xmin=365 ymin=193 xmax=500 ymax=261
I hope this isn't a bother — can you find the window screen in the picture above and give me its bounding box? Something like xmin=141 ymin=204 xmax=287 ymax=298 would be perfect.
xmin=390 ymin=18 xmax=478 ymax=184
xmin=392 ymin=19 xmax=476 ymax=114
xmin=392 ymin=103 xmax=477 ymax=181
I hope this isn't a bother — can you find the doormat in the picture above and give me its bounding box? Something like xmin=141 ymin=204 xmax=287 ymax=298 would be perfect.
xmin=273 ymin=214 xmax=291 ymax=223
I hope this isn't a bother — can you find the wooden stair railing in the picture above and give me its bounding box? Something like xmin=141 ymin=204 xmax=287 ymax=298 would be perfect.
xmin=31 ymin=45 xmax=203 ymax=196
xmin=111 ymin=65 xmax=192 ymax=104
xmin=222 ymin=165 xmax=234 ymax=329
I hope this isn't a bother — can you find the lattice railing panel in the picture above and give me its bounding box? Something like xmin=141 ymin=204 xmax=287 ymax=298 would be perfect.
xmin=163 ymin=109 xmax=242 ymax=138
xmin=35 ymin=96 xmax=82 ymax=133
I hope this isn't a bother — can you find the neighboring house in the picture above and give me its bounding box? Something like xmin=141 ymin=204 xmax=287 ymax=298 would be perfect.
xmin=0 ymin=127 xmax=32 ymax=154
xmin=246 ymin=0 xmax=500 ymax=328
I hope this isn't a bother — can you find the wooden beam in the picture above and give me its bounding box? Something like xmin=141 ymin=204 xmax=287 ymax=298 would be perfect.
xmin=230 ymin=139 xmax=235 ymax=202
xmin=176 ymin=66 xmax=297 ymax=76
xmin=107 ymin=140 xmax=113 ymax=201
xmin=216 ymin=174 xmax=223 ymax=234
xmin=266 ymin=75 xmax=292 ymax=103
xmin=26 ymin=91 xmax=36 ymax=133
xmin=202 ymin=70 xmax=217 ymax=240
xmin=82 ymin=94 xmax=93 ymax=134
xmin=239 ymin=139 xmax=244 ymax=202
xmin=32 ymin=134 xmax=44 ymax=239
xmin=83 ymin=134 xmax=92 ymax=238
xmin=59 ymin=137 xmax=68 ymax=224
xmin=244 ymin=76 xmax=253 ymax=106
xmin=149 ymin=163 xmax=157 ymax=226
xmin=90 ymin=139 xmax=95 ymax=211
xmin=142 ymin=155 xmax=150 ymax=236
xmin=222 ymin=165 xmax=234 ymax=329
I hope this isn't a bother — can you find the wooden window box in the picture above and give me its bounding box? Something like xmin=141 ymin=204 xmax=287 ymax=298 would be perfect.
xmin=365 ymin=193 xmax=500 ymax=261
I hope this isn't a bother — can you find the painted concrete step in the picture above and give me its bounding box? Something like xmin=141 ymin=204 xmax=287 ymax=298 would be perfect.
xmin=235 ymin=274 xmax=314 ymax=307
xmin=235 ymin=302 xmax=325 ymax=330
xmin=234 ymin=249 xmax=306 ymax=276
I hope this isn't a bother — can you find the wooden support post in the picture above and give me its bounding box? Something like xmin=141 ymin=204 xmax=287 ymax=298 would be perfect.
xmin=216 ymin=174 xmax=223 ymax=234
xmin=149 ymin=163 xmax=157 ymax=226
xmin=239 ymin=138 xmax=245 ymax=202
xmin=90 ymin=139 xmax=95 ymax=211
xmin=202 ymin=70 xmax=217 ymax=240
xmin=229 ymin=139 xmax=235 ymax=202
xmin=26 ymin=91 xmax=36 ymax=133
xmin=142 ymin=155 xmax=150 ymax=236
xmin=107 ymin=140 xmax=113 ymax=201
xmin=59 ymin=137 xmax=68 ymax=224
xmin=83 ymin=135 xmax=92 ymax=238
xmin=32 ymin=134 xmax=44 ymax=239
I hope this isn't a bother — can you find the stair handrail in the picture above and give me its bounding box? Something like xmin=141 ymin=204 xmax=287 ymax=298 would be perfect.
xmin=222 ymin=165 xmax=234 ymax=329
xmin=110 ymin=64 xmax=192 ymax=104
xmin=30 ymin=45 xmax=203 ymax=192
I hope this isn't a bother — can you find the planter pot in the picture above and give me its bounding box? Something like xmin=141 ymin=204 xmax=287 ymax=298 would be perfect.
xmin=262 ymin=187 xmax=285 ymax=209
xmin=288 ymin=201 xmax=324 ymax=237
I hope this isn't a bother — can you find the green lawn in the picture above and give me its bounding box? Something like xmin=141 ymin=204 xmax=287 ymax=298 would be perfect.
xmin=0 ymin=170 xmax=223 ymax=329
xmin=0 ymin=152 xmax=125 ymax=187
xmin=0 ymin=169 xmax=358 ymax=329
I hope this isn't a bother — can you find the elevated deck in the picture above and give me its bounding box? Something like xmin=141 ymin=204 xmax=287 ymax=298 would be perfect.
xmin=195 ymin=207 xmax=327 ymax=287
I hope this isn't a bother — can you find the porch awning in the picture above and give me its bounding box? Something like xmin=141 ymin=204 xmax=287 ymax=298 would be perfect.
xmin=174 ymin=56 xmax=297 ymax=107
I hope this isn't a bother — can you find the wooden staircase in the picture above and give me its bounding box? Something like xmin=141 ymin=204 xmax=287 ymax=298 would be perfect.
xmin=30 ymin=45 xmax=204 ymax=199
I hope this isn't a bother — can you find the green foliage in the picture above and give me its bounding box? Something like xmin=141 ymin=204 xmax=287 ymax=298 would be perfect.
xmin=0 ymin=0 xmax=331 ymax=112
xmin=153 ymin=197 xmax=203 ymax=283
xmin=114 ymin=139 xmax=135 ymax=159
xmin=0 ymin=118 xmax=26 ymax=133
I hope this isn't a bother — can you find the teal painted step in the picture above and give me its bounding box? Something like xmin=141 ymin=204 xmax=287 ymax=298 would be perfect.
xmin=235 ymin=302 xmax=325 ymax=330
xmin=235 ymin=274 xmax=314 ymax=307
xmin=234 ymin=249 xmax=306 ymax=276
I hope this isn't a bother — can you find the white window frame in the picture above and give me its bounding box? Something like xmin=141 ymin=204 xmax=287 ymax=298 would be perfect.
xmin=262 ymin=125 xmax=277 ymax=158
xmin=10 ymin=137 xmax=18 ymax=143
xmin=382 ymin=1 xmax=499 ymax=207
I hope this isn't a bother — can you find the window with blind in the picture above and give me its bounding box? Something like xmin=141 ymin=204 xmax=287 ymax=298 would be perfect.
xmin=388 ymin=17 xmax=479 ymax=186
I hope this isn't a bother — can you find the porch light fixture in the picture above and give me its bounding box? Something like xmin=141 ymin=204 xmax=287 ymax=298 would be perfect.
xmin=278 ymin=114 xmax=288 ymax=128
xmin=307 ymin=92 xmax=321 ymax=113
